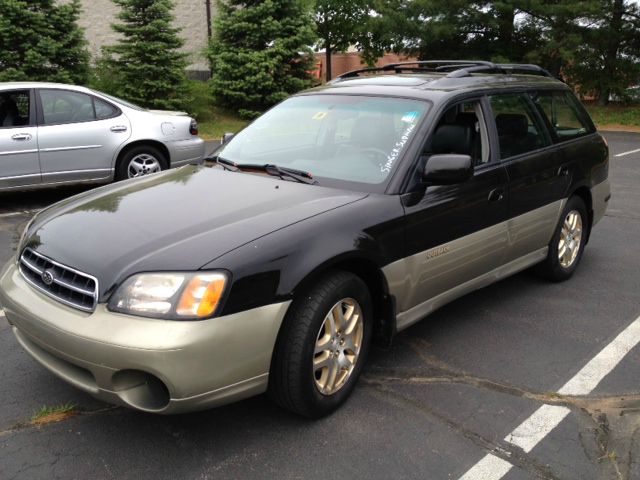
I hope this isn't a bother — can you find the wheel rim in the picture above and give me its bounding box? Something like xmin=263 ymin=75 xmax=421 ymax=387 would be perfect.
xmin=313 ymin=298 xmax=364 ymax=396
xmin=127 ymin=153 xmax=161 ymax=179
xmin=558 ymin=209 xmax=583 ymax=268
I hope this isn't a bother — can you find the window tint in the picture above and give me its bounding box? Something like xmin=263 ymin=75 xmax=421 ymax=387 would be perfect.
xmin=0 ymin=90 xmax=30 ymax=128
xmin=533 ymin=91 xmax=591 ymax=141
xmin=94 ymin=97 xmax=119 ymax=119
xmin=426 ymin=100 xmax=490 ymax=166
xmin=489 ymin=93 xmax=551 ymax=159
xmin=40 ymin=90 xmax=96 ymax=125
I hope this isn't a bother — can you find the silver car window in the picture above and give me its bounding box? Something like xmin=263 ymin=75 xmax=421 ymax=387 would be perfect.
xmin=40 ymin=90 xmax=96 ymax=125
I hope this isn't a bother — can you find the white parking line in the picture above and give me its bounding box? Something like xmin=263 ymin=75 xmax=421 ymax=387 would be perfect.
xmin=458 ymin=315 xmax=640 ymax=480
xmin=614 ymin=148 xmax=640 ymax=157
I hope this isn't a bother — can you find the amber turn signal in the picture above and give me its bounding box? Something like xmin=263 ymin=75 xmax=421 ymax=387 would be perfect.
xmin=176 ymin=273 xmax=227 ymax=318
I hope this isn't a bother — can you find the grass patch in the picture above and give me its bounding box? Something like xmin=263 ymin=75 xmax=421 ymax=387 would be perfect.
xmin=31 ymin=403 xmax=77 ymax=426
xmin=198 ymin=108 xmax=250 ymax=140
xmin=585 ymin=102 xmax=640 ymax=130
xmin=184 ymin=80 xmax=250 ymax=140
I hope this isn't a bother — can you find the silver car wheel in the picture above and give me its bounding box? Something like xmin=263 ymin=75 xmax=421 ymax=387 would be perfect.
xmin=313 ymin=297 xmax=364 ymax=396
xmin=558 ymin=209 xmax=583 ymax=269
xmin=127 ymin=153 xmax=162 ymax=179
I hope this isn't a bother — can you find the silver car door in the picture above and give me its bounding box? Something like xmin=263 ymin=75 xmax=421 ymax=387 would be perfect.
xmin=0 ymin=89 xmax=40 ymax=189
xmin=36 ymin=88 xmax=131 ymax=184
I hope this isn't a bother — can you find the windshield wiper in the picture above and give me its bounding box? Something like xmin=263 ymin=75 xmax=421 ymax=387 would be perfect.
xmin=237 ymin=164 xmax=317 ymax=185
xmin=204 ymin=154 xmax=239 ymax=172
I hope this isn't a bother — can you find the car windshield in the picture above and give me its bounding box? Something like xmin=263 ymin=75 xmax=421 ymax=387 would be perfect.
xmin=217 ymin=94 xmax=429 ymax=190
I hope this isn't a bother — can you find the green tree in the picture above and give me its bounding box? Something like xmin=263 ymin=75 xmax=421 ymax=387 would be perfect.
xmin=316 ymin=0 xmax=369 ymax=81
xmin=105 ymin=0 xmax=188 ymax=110
xmin=0 ymin=0 xmax=89 ymax=83
xmin=567 ymin=0 xmax=640 ymax=104
xmin=209 ymin=0 xmax=316 ymax=119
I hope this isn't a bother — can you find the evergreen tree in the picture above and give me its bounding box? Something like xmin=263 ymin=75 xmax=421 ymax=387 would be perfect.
xmin=106 ymin=0 xmax=188 ymax=110
xmin=209 ymin=0 xmax=316 ymax=119
xmin=567 ymin=0 xmax=640 ymax=104
xmin=0 ymin=0 xmax=89 ymax=83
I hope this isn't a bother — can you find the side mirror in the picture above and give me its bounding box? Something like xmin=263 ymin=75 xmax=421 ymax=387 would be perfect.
xmin=221 ymin=132 xmax=235 ymax=145
xmin=423 ymin=154 xmax=473 ymax=185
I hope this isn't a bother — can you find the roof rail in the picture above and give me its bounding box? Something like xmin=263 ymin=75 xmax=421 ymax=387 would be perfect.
xmin=333 ymin=60 xmax=553 ymax=81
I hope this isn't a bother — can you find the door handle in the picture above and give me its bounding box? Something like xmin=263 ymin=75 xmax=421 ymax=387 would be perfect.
xmin=110 ymin=125 xmax=128 ymax=133
xmin=11 ymin=133 xmax=32 ymax=141
xmin=488 ymin=188 xmax=504 ymax=203
xmin=557 ymin=166 xmax=569 ymax=177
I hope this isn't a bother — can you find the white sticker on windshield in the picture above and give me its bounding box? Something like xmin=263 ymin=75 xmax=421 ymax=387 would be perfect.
xmin=380 ymin=120 xmax=418 ymax=174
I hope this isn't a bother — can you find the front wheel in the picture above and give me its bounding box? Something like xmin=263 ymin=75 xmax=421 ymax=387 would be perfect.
xmin=535 ymin=196 xmax=588 ymax=281
xmin=269 ymin=271 xmax=373 ymax=418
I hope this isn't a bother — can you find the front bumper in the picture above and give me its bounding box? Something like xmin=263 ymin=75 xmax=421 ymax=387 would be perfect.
xmin=0 ymin=260 xmax=289 ymax=413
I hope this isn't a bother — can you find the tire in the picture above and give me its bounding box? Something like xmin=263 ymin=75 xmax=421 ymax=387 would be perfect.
xmin=535 ymin=196 xmax=589 ymax=282
xmin=115 ymin=145 xmax=167 ymax=181
xmin=268 ymin=271 xmax=373 ymax=418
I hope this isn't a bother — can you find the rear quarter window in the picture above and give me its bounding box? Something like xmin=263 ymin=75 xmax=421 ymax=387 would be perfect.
xmin=533 ymin=91 xmax=594 ymax=142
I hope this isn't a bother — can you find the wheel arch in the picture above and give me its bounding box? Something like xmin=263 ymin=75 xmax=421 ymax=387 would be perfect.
xmin=114 ymin=140 xmax=171 ymax=170
xmin=570 ymin=185 xmax=593 ymax=242
xmin=291 ymin=255 xmax=397 ymax=346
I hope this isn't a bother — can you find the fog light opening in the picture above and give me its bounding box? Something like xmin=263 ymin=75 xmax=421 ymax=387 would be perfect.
xmin=112 ymin=370 xmax=170 ymax=411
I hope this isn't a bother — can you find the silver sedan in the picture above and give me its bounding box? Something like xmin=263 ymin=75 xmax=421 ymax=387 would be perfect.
xmin=0 ymin=82 xmax=205 ymax=191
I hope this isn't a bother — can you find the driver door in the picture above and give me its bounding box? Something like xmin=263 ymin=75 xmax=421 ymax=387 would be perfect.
xmin=389 ymin=98 xmax=509 ymax=327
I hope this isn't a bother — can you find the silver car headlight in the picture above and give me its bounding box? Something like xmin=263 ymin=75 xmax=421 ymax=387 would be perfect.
xmin=108 ymin=272 xmax=228 ymax=320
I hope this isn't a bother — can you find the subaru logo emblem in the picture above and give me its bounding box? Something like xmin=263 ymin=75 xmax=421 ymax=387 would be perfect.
xmin=42 ymin=269 xmax=55 ymax=286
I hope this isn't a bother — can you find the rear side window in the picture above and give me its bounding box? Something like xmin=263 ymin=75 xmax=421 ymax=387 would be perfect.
xmin=94 ymin=97 xmax=119 ymax=119
xmin=0 ymin=90 xmax=31 ymax=128
xmin=489 ymin=93 xmax=551 ymax=159
xmin=40 ymin=89 xmax=119 ymax=125
xmin=533 ymin=91 xmax=592 ymax=141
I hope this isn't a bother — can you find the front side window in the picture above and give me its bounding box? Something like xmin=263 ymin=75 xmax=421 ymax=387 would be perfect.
xmin=217 ymin=95 xmax=430 ymax=190
xmin=533 ymin=91 xmax=592 ymax=141
xmin=489 ymin=93 xmax=551 ymax=159
xmin=424 ymin=100 xmax=490 ymax=166
xmin=0 ymin=90 xmax=31 ymax=128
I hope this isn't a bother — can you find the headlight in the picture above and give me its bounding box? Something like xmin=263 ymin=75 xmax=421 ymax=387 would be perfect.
xmin=108 ymin=272 xmax=228 ymax=320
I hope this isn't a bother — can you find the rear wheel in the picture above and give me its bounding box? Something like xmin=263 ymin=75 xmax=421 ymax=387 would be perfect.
xmin=269 ymin=271 xmax=373 ymax=418
xmin=535 ymin=196 xmax=588 ymax=281
xmin=116 ymin=145 xmax=167 ymax=181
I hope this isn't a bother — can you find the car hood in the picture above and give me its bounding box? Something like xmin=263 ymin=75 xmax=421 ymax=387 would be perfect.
xmin=23 ymin=166 xmax=367 ymax=299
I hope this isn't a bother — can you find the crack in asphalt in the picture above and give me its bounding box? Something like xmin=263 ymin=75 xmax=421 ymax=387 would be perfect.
xmin=366 ymin=382 xmax=565 ymax=480
xmin=362 ymin=337 xmax=640 ymax=479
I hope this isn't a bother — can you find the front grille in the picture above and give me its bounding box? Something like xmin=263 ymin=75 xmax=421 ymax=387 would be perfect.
xmin=19 ymin=248 xmax=98 ymax=312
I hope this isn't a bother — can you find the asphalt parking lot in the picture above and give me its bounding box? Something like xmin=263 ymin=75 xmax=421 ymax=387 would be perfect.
xmin=0 ymin=132 xmax=639 ymax=480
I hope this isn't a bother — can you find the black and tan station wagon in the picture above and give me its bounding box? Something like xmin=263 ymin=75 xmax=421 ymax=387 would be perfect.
xmin=0 ymin=61 xmax=610 ymax=418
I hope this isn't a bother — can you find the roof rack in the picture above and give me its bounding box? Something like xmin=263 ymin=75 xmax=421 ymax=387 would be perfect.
xmin=334 ymin=60 xmax=553 ymax=81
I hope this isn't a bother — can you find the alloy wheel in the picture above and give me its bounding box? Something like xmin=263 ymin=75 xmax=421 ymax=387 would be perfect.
xmin=313 ymin=298 xmax=364 ymax=396
xmin=558 ymin=209 xmax=583 ymax=268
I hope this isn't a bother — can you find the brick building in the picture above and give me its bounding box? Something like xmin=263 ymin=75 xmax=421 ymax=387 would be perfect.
xmin=69 ymin=0 xmax=214 ymax=75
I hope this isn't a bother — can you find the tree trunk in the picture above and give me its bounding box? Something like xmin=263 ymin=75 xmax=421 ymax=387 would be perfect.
xmin=598 ymin=0 xmax=624 ymax=105
xmin=496 ymin=4 xmax=515 ymax=58
xmin=325 ymin=44 xmax=332 ymax=82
